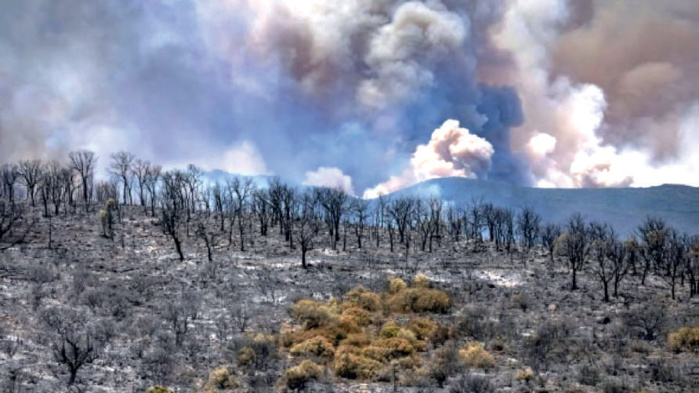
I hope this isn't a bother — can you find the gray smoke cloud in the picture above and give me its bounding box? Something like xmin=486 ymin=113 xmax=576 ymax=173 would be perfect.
xmin=1 ymin=0 xmax=697 ymax=193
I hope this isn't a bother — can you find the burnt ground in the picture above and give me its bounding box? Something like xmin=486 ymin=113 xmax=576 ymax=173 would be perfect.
xmin=0 ymin=206 xmax=698 ymax=393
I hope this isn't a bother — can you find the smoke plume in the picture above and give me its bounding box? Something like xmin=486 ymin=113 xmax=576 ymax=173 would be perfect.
xmin=1 ymin=0 xmax=698 ymax=193
xmin=364 ymin=120 xmax=493 ymax=198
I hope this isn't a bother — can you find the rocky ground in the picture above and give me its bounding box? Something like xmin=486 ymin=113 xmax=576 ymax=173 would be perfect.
xmin=0 ymin=206 xmax=698 ymax=393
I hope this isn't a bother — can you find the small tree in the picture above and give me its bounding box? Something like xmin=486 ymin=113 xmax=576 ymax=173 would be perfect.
xmin=0 ymin=200 xmax=24 ymax=250
xmin=541 ymin=223 xmax=562 ymax=262
xmin=296 ymin=190 xmax=320 ymax=269
xmin=517 ymin=206 xmax=541 ymax=252
xmin=68 ymin=150 xmax=97 ymax=212
xmin=18 ymin=159 xmax=42 ymax=207
xmin=160 ymin=171 xmax=185 ymax=261
xmin=41 ymin=307 xmax=104 ymax=385
xmin=195 ymin=221 xmax=216 ymax=262
xmin=555 ymin=214 xmax=590 ymax=291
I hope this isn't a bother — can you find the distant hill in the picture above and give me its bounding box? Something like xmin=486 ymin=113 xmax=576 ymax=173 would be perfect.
xmin=388 ymin=177 xmax=699 ymax=236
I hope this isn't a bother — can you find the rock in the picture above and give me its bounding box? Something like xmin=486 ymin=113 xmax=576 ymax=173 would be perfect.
xmin=596 ymin=316 xmax=611 ymax=325
xmin=547 ymin=304 xmax=557 ymax=312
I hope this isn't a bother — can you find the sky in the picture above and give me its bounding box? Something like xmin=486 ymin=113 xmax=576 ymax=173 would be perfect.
xmin=1 ymin=0 xmax=698 ymax=196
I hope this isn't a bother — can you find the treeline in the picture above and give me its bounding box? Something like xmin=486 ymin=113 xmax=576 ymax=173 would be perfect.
xmin=1 ymin=150 xmax=698 ymax=301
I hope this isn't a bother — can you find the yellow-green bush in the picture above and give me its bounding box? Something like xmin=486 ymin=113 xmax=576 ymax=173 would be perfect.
xmin=282 ymin=325 xmax=348 ymax=348
xmin=145 ymin=387 xmax=173 ymax=393
xmin=204 ymin=367 xmax=238 ymax=391
xmin=237 ymin=347 xmax=256 ymax=367
xmin=334 ymin=352 xmax=383 ymax=380
xmin=459 ymin=342 xmax=494 ymax=369
xmin=285 ymin=360 xmax=322 ymax=390
xmin=414 ymin=289 xmax=451 ymax=313
xmin=342 ymin=333 xmax=371 ymax=347
xmin=397 ymin=328 xmax=424 ymax=351
xmin=362 ymin=338 xmax=415 ymax=361
xmin=341 ymin=306 xmax=372 ymax=326
xmin=515 ymin=368 xmax=534 ymax=382
xmin=291 ymin=300 xmax=334 ymax=329
xmin=408 ymin=317 xmax=438 ymax=341
xmin=388 ymin=288 xmax=452 ymax=314
xmin=336 ymin=315 xmax=361 ymax=334
xmin=389 ymin=278 xmax=408 ymax=294
xmin=290 ymin=336 xmax=336 ymax=359
xmin=668 ymin=327 xmax=699 ymax=352
xmin=380 ymin=321 xmax=401 ymax=338
xmin=413 ymin=273 xmax=430 ymax=288
xmin=345 ymin=286 xmax=382 ymax=311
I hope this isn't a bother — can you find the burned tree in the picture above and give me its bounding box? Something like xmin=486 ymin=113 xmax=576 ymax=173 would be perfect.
xmin=349 ymin=198 xmax=369 ymax=249
xmin=1 ymin=164 xmax=19 ymax=204
xmin=68 ymin=150 xmax=97 ymax=212
xmin=228 ymin=177 xmax=254 ymax=251
xmin=0 ymin=200 xmax=24 ymax=250
xmin=517 ymin=207 xmax=541 ymax=252
xmin=588 ymin=222 xmax=617 ymax=302
xmin=317 ymin=187 xmax=348 ymax=250
xmin=132 ymin=159 xmax=152 ymax=211
xmin=18 ymin=159 xmax=42 ymax=207
xmin=389 ymin=197 xmax=413 ymax=246
xmin=41 ymin=307 xmax=105 ymax=385
xmin=541 ymin=223 xmax=562 ymax=262
xmin=637 ymin=217 xmax=669 ymax=286
xmin=252 ymin=188 xmax=271 ymax=237
xmin=556 ymin=214 xmax=590 ymax=291
xmin=296 ymin=190 xmax=321 ymax=268
xmin=160 ymin=171 xmax=185 ymax=261
xmin=109 ymin=151 xmax=135 ymax=205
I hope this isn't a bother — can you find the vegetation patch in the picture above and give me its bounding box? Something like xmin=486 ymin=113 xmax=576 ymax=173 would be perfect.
xmin=280 ymin=275 xmax=450 ymax=382
xmin=668 ymin=327 xmax=699 ymax=352
xmin=459 ymin=342 xmax=495 ymax=369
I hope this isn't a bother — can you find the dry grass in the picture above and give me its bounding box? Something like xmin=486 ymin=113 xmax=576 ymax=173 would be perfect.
xmin=459 ymin=342 xmax=495 ymax=369
xmin=279 ymin=275 xmax=449 ymax=381
xmin=204 ymin=366 xmax=238 ymax=392
xmin=290 ymin=336 xmax=336 ymax=359
xmin=284 ymin=360 xmax=323 ymax=390
xmin=668 ymin=327 xmax=699 ymax=352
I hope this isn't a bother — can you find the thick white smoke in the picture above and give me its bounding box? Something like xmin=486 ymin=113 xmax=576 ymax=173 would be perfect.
xmin=364 ymin=119 xmax=493 ymax=198
xmin=3 ymin=0 xmax=699 ymax=192
xmin=303 ymin=167 xmax=355 ymax=195
xmin=492 ymin=0 xmax=699 ymax=188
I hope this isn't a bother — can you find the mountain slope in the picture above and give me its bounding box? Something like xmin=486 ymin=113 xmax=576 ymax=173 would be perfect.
xmin=390 ymin=177 xmax=699 ymax=235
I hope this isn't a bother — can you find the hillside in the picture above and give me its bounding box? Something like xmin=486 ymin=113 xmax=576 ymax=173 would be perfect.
xmin=391 ymin=178 xmax=699 ymax=235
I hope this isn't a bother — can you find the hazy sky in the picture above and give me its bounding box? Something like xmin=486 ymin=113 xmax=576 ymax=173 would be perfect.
xmin=1 ymin=0 xmax=698 ymax=195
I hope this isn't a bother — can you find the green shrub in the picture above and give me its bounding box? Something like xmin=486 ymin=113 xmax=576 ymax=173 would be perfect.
xmin=380 ymin=321 xmax=401 ymax=338
xmin=388 ymin=278 xmax=408 ymax=294
xmin=362 ymin=338 xmax=415 ymax=361
xmin=334 ymin=352 xmax=382 ymax=380
xmin=459 ymin=342 xmax=494 ymax=369
xmin=389 ymin=288 xmax=451 ymax=314
xmin=413 ymin=273 xmax=430 ymax=288
xmin=341 ymin=306 xmax=372 ymax=326
xmin=238 ymin=347 xmax=256 ymax=366
xmin=291 ymin=300 xmax=334 ymax=329
xmin=290 ymin=336 xmax=336 ymax=359
xmin=145 ymin=387 xmax=173 ymax=393
xmin=408 ymin=317 xmax=438 ymax=340
xmin=342 ymin=333 xmax=371 ymax=347
xmin=204 ymin=367 xmax=238 ymax=391
xmin=345 ymin=286 xmax=382 ymax=311
xmin=285 ymin=360 xmax=322 ymax=390
xmin=667 ymin=326 xmax=699 ymax=352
